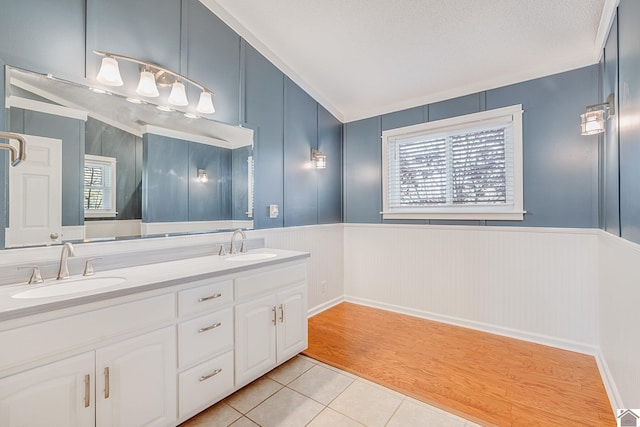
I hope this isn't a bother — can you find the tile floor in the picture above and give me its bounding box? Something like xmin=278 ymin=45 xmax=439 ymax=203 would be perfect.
xmin=180 ymin=355 xmax=481 ymax=427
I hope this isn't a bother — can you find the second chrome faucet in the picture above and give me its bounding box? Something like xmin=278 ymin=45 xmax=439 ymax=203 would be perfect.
xmin=57 ymin=242 xmax=75 ymax=280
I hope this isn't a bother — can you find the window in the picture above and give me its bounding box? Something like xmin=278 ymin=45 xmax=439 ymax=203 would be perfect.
xmin=84 ymin=154 xmax=117 ymax=218
xmin=382 ymin=105 xmax=523 ymax=220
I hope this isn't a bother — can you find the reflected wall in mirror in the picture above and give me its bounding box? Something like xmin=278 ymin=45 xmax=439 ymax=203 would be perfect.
xmin=4 ymin=66 xmax=254 ymax=248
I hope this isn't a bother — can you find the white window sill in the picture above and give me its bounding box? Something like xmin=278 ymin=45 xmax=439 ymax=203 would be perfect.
xmin=85 ymin=212 xmax=118 ymax=219
xmin=381 ymin=211 xmax=525 ymax=221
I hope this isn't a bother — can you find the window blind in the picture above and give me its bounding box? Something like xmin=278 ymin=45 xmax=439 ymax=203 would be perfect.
xmin=388 ymin=122 xmax=513 ymax=209
xmin=84 ymin=161 xmax=112 ymax=211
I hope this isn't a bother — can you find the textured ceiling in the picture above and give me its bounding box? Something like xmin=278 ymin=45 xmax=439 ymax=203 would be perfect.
xmin=202 ymin=0 xmax=611 ymax=122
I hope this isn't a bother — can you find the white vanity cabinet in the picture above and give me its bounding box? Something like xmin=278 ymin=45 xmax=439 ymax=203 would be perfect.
xmin=0 ymin=254 xmax=309 ymax=427
xmin=235 ymin=263 xmax=308 ymax=386
xmin=0 ymin=327 xmax=175 ymax=427
xmin=0 ymin=352 xmax=95 ymax=427
xmin=96 ymin=327 xmax=176 ymax=427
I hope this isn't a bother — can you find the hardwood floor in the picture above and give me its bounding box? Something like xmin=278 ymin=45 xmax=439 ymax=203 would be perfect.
xmin=302 ymin=302 xmax=614 ymax=427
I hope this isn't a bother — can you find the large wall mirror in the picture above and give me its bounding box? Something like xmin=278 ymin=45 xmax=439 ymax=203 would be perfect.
xmin=4 ymin=66 xmax=254 ymax=248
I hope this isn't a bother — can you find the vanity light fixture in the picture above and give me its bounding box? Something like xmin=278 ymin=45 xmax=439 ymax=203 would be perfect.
xmin=311 ymin=148 xmax=327 ymax=169
xmin=93 ymin=50 xmax=216 ymax=114
xmin=184 ymin=112 xmax=200 ymax=119
xmin=156 ymin=105 xmax=174 ymax=112
xmin=197 ymin=169 xmax=208 ymax=183
xmin=581 ymin=93 xmax=615 ymax=136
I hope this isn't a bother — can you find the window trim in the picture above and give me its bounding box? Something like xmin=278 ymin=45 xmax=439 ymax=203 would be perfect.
xmin=381 ymin=104 xmax=524 ymax=221
xmin=84 ymin=154 xmax=117 ymax=218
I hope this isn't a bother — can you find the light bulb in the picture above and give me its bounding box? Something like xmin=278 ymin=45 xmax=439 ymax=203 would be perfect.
xmin=136 ymin=70 xmax=159 ymax=97
xmin=96 ymin=57 xmax=124 ymax=86
xmin=197 ymin=91 xmax=215 ymax=114
xmin=168 ymin=81 xmax=189 ymax=106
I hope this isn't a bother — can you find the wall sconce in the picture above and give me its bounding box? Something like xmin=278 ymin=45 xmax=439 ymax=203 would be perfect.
xmin=197 ymin=169 xmax=208 ymax=183
xmin=581 ymin=93 xmax=615 ymax=136
xmin=94 ymin=51 xmax=216 ymax=115
xmin=311 ymin=148 xmax=326 ymax=169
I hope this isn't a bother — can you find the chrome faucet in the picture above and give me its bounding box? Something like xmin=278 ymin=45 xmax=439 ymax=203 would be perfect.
xmin=229 ymin=229 xmax=247 ymax=254
xmin=57 ymin=242 xmax=75 ymax=280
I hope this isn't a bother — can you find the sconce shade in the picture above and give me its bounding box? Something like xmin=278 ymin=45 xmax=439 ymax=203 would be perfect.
xmin=96 ymin=57 xmax=124 ymax=86
xmin=197 ymin=169 xmax=208 ymax=183
xmin=311 ymin=148 xmax=327 ymax=169
xmin=168 ymin=81 xmax=189 ymax=106
xmin=581 ymin=110 xmax=605 ymax=135
xmin=136 ymin=70 xmax=160 ymax=97
xmin=197 ymin=91 xmax=216 ymax=114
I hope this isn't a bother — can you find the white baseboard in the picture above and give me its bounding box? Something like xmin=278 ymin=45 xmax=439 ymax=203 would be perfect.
xmin=595 ymin=349 xmax=624 ymax=413
xmin=308 ymin=296 xmax=344 ymax=318
xmin=344 ymin=296 xmax=598 ymax=356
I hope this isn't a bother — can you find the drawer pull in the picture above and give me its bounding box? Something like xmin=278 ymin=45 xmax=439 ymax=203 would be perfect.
xmin=272 ymin=306 xmax=277 ymax=325
xmin=84 ymin=374 xmax=90 ymax=408
xmin=104 ymin=367 xmax=110 ymax=399
xmin=198 ymin=293 xmax=222 ymax=302
xmin=198 ymin=322 xmax=222 ymax=333
xmin=199 ymin=368 xmax=222 ymax=382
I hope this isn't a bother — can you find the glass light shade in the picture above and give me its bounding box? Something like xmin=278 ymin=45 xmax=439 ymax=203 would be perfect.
xmin=197 ymin=91 xmax=215 ymax=114
xmin=136 ymin=70 xmax=160 ymax=97
xmin=168 ymin=81 xmax=189 ymax=106
xmin=96 ymin=57 xmax=124 ymax=86
xmin=315 ymin=154 xmax=327 ymax=169
xmin=311 ymin=149 xmax=327 ymax=169
xmin=581 ymin=110 xmax=605 ymax=135
xmin=197 ymin=169 xmax=208 ymax=183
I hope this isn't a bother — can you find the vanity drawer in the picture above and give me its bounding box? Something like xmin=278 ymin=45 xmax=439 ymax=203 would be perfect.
xmin=235 ymin=262 xmax=307 ymax=300
xmin=178 ymin=280 xmax=233 ymax=317
xmin=178 ymin=307 xmax=233 ymax=368
xmin=178 ymin=350 xmax=234 ymax=418
xmin=0 ymin=293 xmax=175 ymax=373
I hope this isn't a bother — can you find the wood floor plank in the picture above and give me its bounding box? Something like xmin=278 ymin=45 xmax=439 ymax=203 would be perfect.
xmin=303 ymin=302 xmax=614 ymax=426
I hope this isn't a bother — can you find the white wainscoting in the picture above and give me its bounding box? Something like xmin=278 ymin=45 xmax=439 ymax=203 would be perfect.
xmin=343 ymin=224 xmax=600 ymax=354
xmin=598 ymin=231 xmax=640 ymax=409
xmin=247 ymin=224 xmax=344 ymax=315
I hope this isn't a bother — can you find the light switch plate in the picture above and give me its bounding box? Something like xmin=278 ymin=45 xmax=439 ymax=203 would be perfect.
xmin=269 ymin=204 xmax=279 ymax=218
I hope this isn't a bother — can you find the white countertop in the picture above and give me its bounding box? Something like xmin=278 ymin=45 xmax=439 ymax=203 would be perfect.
xmin=0 ymin=248 xmax=309 ymax=322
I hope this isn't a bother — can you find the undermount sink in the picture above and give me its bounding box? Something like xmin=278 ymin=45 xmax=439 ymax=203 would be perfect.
xmin=12 ymin=276 xmax=126 ymax=299
xmin=225 ymin=253 xmax=277 ymax=262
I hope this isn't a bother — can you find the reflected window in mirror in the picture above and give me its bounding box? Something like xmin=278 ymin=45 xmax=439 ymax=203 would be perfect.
xmin=84 ymin=154 xmax=117 ymax=218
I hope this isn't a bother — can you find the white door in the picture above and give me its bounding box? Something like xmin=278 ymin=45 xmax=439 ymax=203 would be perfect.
xmin=6 ymin=134 xmax=62 ymax=247
xmin=235 ymin=294 xmax=277 ymax=386
xmin=276 ymin=284 xmax=308 ymax=363
xmin=96 ymin=327 xmax=176 ymax=427
xmin=0 ymin=352 xmax=95 ymax=427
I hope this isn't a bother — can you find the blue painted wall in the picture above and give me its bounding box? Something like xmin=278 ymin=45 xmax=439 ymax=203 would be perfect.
xmin=344 ymin=66 xmax=600 ymax=228
xmin=616 ymin=0 xmax=640 ymax=244
xmin=284 ymin=79 xmax=318 ymax=227
xmin=602 ymin=16 xmax=620 ymax=236
xmin=142 ymin=134 xmax=233 ymax=224
xmin=0 ymin=0 xmax=343 ymax=248
xmin=317 ymin=104 xmax=343 ymax=224
xmin=85 ymin=118 xmax=142 ymax=221
xmin=9 ymin=108 xmax=85 ymax=227
xmin=243 ymin=42 xmax=285 ymax=229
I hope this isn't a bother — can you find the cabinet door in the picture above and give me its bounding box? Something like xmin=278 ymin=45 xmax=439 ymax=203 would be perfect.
xmin=235 ymin=294 xmax=277 ymax=386
xmin=96 ymin=327 xmax=176 ymax=427
xmin=0 ymin=352 xmax=94 ymax=427
xmin=276 ymin=284 xmax=308 ymax=363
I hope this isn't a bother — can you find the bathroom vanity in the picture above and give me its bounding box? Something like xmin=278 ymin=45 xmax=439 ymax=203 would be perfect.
xmin=0 ymin=248 xmax=309 ymax=426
